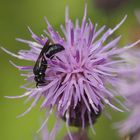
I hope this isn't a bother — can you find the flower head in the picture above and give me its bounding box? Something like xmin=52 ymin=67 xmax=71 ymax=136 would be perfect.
xmin=115 ymin=12 xmax=140 ymax=140
xmin=3 ymin=5 xmax=140 ymax=133
xmin=116 ymin=51 xmax=140 ymax=140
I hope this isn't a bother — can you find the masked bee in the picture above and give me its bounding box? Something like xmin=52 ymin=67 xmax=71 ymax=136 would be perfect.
xmin=33 ymin=40 xmax=64 ymax=87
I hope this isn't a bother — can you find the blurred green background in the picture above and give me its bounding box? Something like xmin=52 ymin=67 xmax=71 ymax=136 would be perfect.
xmin=0 ymin=0 xmax=140 ymax=140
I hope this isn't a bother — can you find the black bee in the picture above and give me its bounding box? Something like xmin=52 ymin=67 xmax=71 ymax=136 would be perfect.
xmin=33 ymin=40 xmax=64 ymax=87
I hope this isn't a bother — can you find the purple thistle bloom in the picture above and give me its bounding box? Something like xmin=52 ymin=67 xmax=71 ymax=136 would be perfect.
xmin=115 ymin=12 xmax=140 ymax=140
xmin=116 ymin=51 xmax=140 ymax=140
xmin=3 ymin=5 xmax=140 ymax=136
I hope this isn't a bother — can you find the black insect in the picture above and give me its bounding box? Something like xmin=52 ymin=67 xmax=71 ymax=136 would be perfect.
xmin=33 ymin=40 xmax=65 ymax=87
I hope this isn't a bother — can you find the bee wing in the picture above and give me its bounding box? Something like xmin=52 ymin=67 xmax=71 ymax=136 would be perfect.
xmin=38 ymin=40 xmax=50 ymax=58
xmin=33 ymin=40 xmax=50 ymax=74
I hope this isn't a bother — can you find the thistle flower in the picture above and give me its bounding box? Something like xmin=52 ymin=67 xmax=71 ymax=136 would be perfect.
xmin=115 ymin=12 xmax=140 ymax=140
xmin=3 ymin=5 xmax=140 ymax=136
xmin=115 ymin=51 xmax=140 ymax=140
